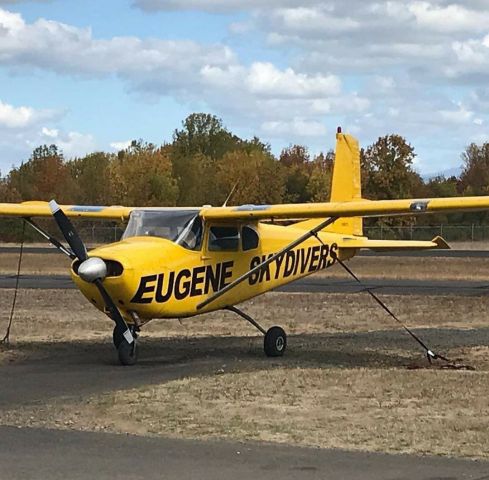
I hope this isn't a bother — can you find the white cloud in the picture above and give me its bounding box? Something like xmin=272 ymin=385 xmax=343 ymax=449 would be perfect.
xmin=110 ymin=140 xmax=132 ymax=151
xmin=41 ymin=126 xmax=58 ymax=138
xmin=2 ymin=4 xmax=489 ymax=173
xmin=133 ymin=0 xmax=314 ymax=12
xmin=261 ymin=117 xmax=327 ymax=137
xmin=0 ymin=99 xmax=57 ymax=128
xmin=0 ymin=8 xmax=236 ymax=94
xmin=246 ymin=62 xmax=340 ymax=98
xmin=36 ymin=128 xmax=95 ymax=158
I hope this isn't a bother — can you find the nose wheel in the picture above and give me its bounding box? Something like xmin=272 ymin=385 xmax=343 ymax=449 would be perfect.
xmin=226 ymin=306 xmax=287 ymax=357
xmin=113 ymin=325 xmax=139 ymax=366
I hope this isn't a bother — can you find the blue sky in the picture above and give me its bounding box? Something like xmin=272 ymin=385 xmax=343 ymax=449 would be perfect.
xmin=1 ymin=0 xmax=489 ymax=175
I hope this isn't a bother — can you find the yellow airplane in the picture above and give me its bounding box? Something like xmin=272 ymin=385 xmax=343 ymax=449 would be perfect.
xmin=1 ymin=128 xmax=489 ymax=365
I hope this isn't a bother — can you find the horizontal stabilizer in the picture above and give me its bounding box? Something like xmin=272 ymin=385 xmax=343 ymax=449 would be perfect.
xmin=337 ymin=236 xmax=450 ymax=251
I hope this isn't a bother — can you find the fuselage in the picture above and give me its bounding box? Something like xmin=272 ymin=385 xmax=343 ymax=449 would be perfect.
xmin=71 ymin=217 xmax=355 ymax=323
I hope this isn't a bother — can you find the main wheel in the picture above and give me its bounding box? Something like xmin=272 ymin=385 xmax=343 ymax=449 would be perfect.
xmin=264 ymin=326 xmax=287 ymax=357
xmin=118 ymin=339 xmax=138 ymax=366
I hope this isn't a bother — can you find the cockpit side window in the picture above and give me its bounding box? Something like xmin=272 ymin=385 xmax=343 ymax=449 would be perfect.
xmin=176 ymin=216 xmax=203 ymax=251
xmin=242 ymin=225 xmax=259 ymax=251
xmin=208 ymin=225 xmax=240 ymax=251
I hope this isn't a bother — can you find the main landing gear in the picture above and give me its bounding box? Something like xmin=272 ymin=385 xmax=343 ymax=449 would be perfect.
xmin=226 ymin=305 xmax=287 ymax=357
xmin=113 ymin=324 xmax=139 ymax=366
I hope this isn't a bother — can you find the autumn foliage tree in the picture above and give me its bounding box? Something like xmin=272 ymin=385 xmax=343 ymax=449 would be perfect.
xmin=2 ymin=113 xmax=489 ymax=243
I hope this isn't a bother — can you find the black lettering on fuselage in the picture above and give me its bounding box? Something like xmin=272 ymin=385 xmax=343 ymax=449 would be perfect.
xmin=299 ymin=247 xmax=311 ymax=274
xmin=204 ymin=263 xmax=221 ymax=295
xmin=317 ymin=244 xmax=329 ymax=270
xmin=308 ymin=245 xmax=320 ymax=272
xmin=174 ymin=269 xmax=191 ymax=300
xmin=131 ymin=274 xmax=157 ymax=304
xmin=248 ymin=256 xmax=261 ymax=285
xmin=275 ymin=253 xmax=285 ymax=280
xmin=220 ymin=261 xmax=234 ymax=289
xmin=284 ymin=251 xmax=295 ymax=277
xmin=155 ymin=271 xmax=174 ymax=303
xmin=131 ymin=261 xmax=235 ymax=304
xmin=258 ymin=254 xmax=273 ymax=283
xmin=191 ymin=266 xmax=206 ymax=296
xmin=327 ymin=243 xmax=338 ymax=266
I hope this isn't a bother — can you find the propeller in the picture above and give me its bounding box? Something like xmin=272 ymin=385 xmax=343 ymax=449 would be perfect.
xmin=48 ymin=200 xmax=134 ymax=345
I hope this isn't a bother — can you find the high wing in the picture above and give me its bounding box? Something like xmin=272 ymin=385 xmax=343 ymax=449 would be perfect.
xmin=200 ymin=196 xmax=489 ymax=221
xmin=0 ymin=201 xmax=134 ymax=220
xmin=4 ymin=196 xmax=489 ymax=222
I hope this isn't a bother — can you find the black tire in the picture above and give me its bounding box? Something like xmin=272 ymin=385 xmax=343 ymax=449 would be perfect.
xmin=113 ymin=325 xmax=125 ymax=348
xmin=118 ymin=339 xmax=138 ymax=366
xmin=264 ymin=326 xmax=287 ymax=357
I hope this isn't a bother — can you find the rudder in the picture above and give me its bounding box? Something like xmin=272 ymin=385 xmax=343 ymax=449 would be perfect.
xmin=324 ymin=129 xmax=363 ymax=236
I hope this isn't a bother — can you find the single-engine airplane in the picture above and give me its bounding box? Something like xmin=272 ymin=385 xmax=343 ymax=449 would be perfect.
xmin=2 ymin=128 xmax=489 ymax=365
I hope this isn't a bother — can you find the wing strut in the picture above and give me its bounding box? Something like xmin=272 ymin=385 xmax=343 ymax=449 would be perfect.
xmin=23 ymin=217 xmax=75 ymax=259
xmin=197 ymin=216 xmax=338 ymax=310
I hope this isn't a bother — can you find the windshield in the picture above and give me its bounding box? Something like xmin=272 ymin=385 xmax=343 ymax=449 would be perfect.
xmin=122 ymin=210 xmax=202 ymax=250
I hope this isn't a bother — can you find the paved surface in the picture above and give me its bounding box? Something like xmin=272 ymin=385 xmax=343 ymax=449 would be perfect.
xmin=2 ymin=273 xmax=489 ymax=296
xmin=1 ymin=333 xmax=489 ymax=479
xmin=1 ymin=425 xmax=488 ymax=480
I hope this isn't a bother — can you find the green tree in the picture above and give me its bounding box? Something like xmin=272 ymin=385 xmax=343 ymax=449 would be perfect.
xmin=361 ymin=134 xmax=423 ymax=200
xmin=306 ymin=151 xmax=334 ymax=202
xmin=460 ymin=143 xmax=489 ymax=196
xmin=8 ymin=145 xmax=76 ymax=203
xmin=109 ymin=142 xmax=178 ymax=206
xmin=279 ymin=145 xmax=312 ymax=203
xmin=361 ymin=135 xmax=424 ymax=229
xmin=68 ymin=152 xmax=112 ymax=205
xmin=216 ymin=149 xmax=285 ymax=205
xmin=458 ymin=142 xmax=489 ymax=224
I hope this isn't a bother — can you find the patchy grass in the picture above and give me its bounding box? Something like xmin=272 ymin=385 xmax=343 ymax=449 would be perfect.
xmin=4 ymin=354 xmax=489 ymax=459
xmin=3 ymin=289 xmax=489 ymax=346
xmin=0 ymin=252 xmax=71 ymax=275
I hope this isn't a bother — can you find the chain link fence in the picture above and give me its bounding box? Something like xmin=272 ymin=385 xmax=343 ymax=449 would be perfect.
xmin=2 ymin=221 xmax=489 ymax=244
xmin=364 ymin=225 xmax=489 ymax=242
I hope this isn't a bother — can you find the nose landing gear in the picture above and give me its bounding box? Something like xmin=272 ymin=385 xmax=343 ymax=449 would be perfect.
xmin=113 ymin=325 xmax=139 ymax=366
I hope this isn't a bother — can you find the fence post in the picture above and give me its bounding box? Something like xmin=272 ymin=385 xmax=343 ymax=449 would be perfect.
xmin=471 ymin=224 xmax=475 ymax=242
xmin=440 ymin=224 xmax=443 ymax=236
xmin=380 ymin=225 xmax=383 ymax=240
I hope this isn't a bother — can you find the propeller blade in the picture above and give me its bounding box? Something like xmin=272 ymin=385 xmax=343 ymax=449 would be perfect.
xmin=94 ymin=279 xmax=133 ymax=344
xmin=49 ymin=200 xmax=133 ymax=345
xmin=49 ymin=200 xmax=88 ymax=262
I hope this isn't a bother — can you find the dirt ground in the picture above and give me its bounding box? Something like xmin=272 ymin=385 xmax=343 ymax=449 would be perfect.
xmin=2 ymin=252 xmax=489 ymax=459
xmin=2 ymin=286 xmax=489 ymax=458
xmin=4 ymin=361 xmax=488 ymax=459
xmin=3 ymin=289 xmax=489 ymax=343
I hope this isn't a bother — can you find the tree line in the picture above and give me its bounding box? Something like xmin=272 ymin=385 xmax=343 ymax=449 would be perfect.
xmin=1 ymin=113 xmax=489 ymax=232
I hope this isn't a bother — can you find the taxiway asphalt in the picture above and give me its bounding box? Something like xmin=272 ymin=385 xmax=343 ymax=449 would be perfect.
xmin=1 ymin=272 xmax=488 ymax=296
xmin=2 ymin=425 xmax=488 ymax=480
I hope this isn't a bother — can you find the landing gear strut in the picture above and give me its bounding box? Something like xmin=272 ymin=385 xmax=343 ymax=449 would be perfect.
xmin=113 ymin=325 xmax=139 ymax=366
xmin=226 ymin=306 xmax=287 ymax=357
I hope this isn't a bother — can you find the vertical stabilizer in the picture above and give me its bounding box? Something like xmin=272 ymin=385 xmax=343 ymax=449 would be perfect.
xmin=324 ymin=129 xmax=363 ymax=235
